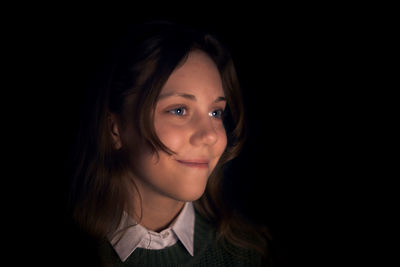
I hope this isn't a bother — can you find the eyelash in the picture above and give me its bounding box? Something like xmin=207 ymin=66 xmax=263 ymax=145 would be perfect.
xmin=167 ymin=106 xmax=224 ymax=119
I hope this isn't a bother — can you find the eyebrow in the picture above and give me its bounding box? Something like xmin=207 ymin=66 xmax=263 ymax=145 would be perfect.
xmin=158 ymin=93 xmax=227 ymax=103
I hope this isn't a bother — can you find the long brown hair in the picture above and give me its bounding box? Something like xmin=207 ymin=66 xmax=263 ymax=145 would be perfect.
xmin=69 ymin=20 xmax=271 ymax=260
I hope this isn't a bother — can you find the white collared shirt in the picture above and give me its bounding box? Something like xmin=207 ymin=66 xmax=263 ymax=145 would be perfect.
xmin=108 ymin=202 xmax=195 ymax=262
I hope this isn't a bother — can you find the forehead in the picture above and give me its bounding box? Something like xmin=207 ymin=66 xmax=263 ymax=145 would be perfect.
xmin=160 ymin=50 xmax=224 ymax=97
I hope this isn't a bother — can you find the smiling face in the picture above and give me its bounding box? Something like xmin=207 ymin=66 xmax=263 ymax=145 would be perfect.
xmin=119 ymin=50 xmax=228 ymax=202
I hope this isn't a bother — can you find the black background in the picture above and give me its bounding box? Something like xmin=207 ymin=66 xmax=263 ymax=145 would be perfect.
xmin=8 ymin=5 xmax=370 ymax=266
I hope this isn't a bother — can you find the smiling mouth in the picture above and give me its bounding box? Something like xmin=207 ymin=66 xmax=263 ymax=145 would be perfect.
xmin=176 ymin=160 xmax=209 ymax=169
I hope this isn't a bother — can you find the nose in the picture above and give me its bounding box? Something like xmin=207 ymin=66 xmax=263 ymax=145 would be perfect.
xmin=189 ymin=114 xmax=218 ymax=147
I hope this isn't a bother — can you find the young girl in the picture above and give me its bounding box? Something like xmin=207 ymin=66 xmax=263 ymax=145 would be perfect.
xmin=69 ymin=21 xmax=274 ymax=266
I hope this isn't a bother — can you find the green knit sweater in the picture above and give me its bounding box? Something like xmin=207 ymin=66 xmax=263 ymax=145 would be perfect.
xmin=98 ymin=210 xmax=273 ymax=267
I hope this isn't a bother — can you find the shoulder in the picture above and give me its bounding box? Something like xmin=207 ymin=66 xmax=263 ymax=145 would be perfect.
xmin=219 ymin=239 xmax=271 ymax=267
xmin=193 ymin=211 xmax=273 ymax=266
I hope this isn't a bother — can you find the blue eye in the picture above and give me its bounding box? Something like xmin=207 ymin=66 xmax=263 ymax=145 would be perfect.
xmin=210 ymin=109 xmax=224 ymax=119
xmin=169 ymin=107 xmax=187 ymax=116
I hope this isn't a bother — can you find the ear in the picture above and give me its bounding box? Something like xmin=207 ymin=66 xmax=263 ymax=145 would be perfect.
xmin=108 ymin=113 xmax=122 ymax=150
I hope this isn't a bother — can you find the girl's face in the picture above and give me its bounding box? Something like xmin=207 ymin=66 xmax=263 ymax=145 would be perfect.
xmin=124 ymin=50 xmax=228 ymax=202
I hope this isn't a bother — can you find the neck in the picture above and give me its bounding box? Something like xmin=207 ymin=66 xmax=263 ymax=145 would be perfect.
xmin=130 ymin=179 xmax=185 ymax=232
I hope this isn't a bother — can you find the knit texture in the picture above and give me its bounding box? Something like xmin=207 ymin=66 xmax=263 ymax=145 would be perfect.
xmin=99 ymin=210 xmax=272 ymax=267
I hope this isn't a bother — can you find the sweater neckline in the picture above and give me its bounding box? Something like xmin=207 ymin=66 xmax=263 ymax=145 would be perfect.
xmin=108 ymin=202 xmax=196 ymax=262
xmin=121 ymin=208 xmax=215 ymax=265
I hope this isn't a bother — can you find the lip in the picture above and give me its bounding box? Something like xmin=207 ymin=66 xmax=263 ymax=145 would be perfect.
xmin=176 ymin=159 xmax=209 ymax=169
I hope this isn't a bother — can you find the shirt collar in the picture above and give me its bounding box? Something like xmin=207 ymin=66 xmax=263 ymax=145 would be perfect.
xmin=108 ymin=202 xmax=195 ymax=262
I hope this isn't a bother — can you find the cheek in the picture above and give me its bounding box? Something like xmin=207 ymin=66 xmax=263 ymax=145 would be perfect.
xmin=154 ymin=122 xmax=186 ymax=152
xmin=215 ymin=126 xmax=228 ymax=155
xmin=209 ymin=127 xmax=227 ymax=170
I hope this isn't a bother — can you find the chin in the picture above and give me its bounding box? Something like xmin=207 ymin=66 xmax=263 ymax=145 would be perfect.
xmin=169 ymin=183 xmax=207 ymax=202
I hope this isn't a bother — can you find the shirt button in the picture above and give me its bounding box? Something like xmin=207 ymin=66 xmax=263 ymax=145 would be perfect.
xmin=162 ymin=232 xmax=169 ymax=238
